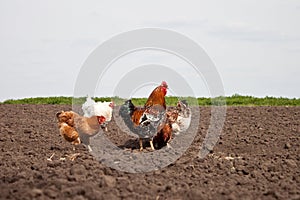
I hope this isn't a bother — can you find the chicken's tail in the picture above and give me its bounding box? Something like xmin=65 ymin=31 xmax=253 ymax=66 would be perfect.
xmin=119 ymin=99 xmax=135 ymax=117
xmin=82 ymin=96 xmax=96 ymax=117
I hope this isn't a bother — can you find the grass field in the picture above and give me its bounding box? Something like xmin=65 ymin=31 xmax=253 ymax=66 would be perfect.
xmin=1 ymin=95 xmax=300 ymax=106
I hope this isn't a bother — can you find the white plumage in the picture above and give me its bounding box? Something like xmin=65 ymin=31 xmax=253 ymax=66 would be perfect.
xmin=92 ymin=101 xmax=113 ymax=121
xmin=81 ymin=96 xmax=114 ymax=131
xmin=82 ymin=96 xmax=96 ymax=117
xmin=169 ymin=100 xmax=191 ymax=135
xmin=172 ymin=115 xmax=191 ymax=135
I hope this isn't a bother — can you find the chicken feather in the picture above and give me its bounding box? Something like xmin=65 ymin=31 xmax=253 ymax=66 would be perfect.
xmin=56 ymin=111 xmax=103 ymax=152
xmin=119 ymin=81 xmax=168 ymax=150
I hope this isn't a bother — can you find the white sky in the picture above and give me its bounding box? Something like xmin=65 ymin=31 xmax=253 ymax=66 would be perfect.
xmin=1 ymin=0 xmax=300 ymax=101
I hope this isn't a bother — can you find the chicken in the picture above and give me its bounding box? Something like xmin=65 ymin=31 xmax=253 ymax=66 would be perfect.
xmin=82 ymin=96 xmax=114 ymax=131
xmin=167 ymin=100 xmax=191 ymax=135
xmin=175 ymin=100 xmax=191 ymax=133
xmin=119 ymin=81 xmax=168 ymax=151
xmin=56 ymin=111 xmax=80 ymax=145
xmin=153 ymin=100 xmax=191 ymax=148
xmin=56 ymin=110 xmax=105 ymax=152
xmin=152 ymin=123 xmax=172 ymax=149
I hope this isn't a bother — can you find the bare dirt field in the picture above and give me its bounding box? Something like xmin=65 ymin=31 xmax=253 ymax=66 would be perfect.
xmin=0 ymin=104 xmax=299 ymax=200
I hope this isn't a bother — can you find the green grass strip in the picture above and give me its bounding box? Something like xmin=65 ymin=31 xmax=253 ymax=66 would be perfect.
xmin=1 ymin=95 xmax=300 ymax=106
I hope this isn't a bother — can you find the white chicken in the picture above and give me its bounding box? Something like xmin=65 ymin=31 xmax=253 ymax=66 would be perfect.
xmin=81 ymin=96 xmax=114 ymax=131
xmin=167 ymin=100 xmax=191 ymax=135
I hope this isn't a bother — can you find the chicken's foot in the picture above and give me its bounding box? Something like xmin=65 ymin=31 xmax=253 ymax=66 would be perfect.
xmin=67 ymin=153 xmax=80 ymax=161
xmin=47 ymin=153 xmax=55 ymax=161
xmin=166 ymin=143 xmax=172 ymax=149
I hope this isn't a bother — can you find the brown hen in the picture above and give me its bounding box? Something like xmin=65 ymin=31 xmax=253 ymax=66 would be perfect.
xmin=56 ymin=111 xmax=105 ymax=152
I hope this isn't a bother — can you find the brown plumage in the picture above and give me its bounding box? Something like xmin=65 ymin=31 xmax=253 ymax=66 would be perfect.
xmin=58 ymin=122 xmax=80 ymax=145
xmin=56 ymin=110 xmax=76 ymax=126
xmin=144 ymin=81 xmax=168 ymax=109
xmin=56 ymin=111 xmax=104 ymax=151
xmin=153 ymin=100 xmax=191 ymax=148
xmin=152 ymin=109 xmax=178 ymax=149
xmin=56 ymin=111 xmax=80 ymax=145
xmin=74 ymin=115 xmax=102 ymax=136
xmin=153 ymin=123 xmax=172 ymax=149
xmin=130 ymin=109 xmax=146 ymax=126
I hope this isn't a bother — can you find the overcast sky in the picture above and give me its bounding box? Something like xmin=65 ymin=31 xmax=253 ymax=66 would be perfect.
xmin=1 ymin=0 xmax=300 ymax=101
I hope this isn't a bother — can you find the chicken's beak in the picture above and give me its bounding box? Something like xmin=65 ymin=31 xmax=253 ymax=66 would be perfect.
xmin=109 ymin=102 xmax=115 ymax=108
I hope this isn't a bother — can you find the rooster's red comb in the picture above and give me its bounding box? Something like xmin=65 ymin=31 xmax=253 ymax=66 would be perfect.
xmin=161 ymin=81 xmax=168 ymax=88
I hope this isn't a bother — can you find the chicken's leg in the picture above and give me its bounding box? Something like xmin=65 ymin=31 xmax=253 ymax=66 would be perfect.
xmin=139 ymin=138 xmax=143 ymax=151
xmin=87 ymin=145 xmax=93 ymax=152
xmin=150 ymin=139 xmax=155 ymax=150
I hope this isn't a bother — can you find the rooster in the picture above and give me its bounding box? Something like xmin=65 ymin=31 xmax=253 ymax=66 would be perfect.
xmin=119 ymin=81 xmax=168 ymax=151
xmin=56 ymin=111 xmax=106 ymax=152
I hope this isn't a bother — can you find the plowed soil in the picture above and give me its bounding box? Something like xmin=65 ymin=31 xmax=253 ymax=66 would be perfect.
xmin=0 ymin=104 xmax=299 ymax=200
